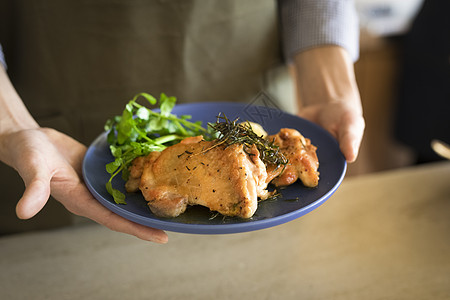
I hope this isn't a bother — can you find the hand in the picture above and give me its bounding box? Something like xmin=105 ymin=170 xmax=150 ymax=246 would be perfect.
xmin=0 ymin=128 xmax=168 ymax=243
xmin=291 ymin=46 xmax=365 ymax=162
xmin=299 ymin=101 xmax=364 ymax=162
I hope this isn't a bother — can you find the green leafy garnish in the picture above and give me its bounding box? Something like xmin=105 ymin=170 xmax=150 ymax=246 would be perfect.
xmin=104 ymin=92 xmax=214 ymax=204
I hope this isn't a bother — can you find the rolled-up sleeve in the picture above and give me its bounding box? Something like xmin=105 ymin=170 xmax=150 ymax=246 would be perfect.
xmin=279 ymin=0 xmax=359 ymax=62
xmin=0 ymin=44 xmax=6 ymax=69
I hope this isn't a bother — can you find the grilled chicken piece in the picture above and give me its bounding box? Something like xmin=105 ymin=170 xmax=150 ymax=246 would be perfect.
xmin=125 ymin=152 xmax=160 ymax=193
xmin=133 ymin=136 xmax=271 ymax=218
xmin=268 ymin=128 xmax=319 ymax=188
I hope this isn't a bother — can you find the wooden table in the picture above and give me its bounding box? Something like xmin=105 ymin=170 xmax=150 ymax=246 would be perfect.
xmin=1 ymin=162 xmax=449 ymax=299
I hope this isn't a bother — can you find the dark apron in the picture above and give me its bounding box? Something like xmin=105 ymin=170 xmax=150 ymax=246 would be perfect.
xmin=0 ymin=0 xmax=295 ymax=234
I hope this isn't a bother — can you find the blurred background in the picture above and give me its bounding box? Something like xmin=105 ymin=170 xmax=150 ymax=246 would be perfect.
xmin=348 ymin=0 xmax=449 ymax=176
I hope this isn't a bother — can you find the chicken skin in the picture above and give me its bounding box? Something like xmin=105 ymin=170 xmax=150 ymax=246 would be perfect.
xmin=268 ymin=128 xmax=319 ymax=188
xmin=126 ymin=128 xmax=319 ymax=218
xmin=129 ymin=136 xmax=271 ymax=218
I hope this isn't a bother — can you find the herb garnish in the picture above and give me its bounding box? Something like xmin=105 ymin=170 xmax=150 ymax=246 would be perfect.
xmin=104 ymin=92 xmax=214 ymax=204
xmin=104 ymin=98 xmax=286 ymax=206
xmin=208 ymin=114 xmax=288 ymax=169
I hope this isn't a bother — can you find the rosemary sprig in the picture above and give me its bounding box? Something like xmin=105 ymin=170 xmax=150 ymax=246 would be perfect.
xmin=208 ymin=114 xmax=288 ymax=169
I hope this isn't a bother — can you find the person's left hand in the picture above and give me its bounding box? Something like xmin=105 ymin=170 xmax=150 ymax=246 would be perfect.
xmin=298 ymin=101 xmax=365 ymax=162
xmin=291 ymin=46 xmax=365 ymax=162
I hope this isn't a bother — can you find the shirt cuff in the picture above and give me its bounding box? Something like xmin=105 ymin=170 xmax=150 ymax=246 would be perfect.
xmin=0 ymin=44 xmax=6 ymax=69
xmin=279 ymin=0 xmax=360 ymax=62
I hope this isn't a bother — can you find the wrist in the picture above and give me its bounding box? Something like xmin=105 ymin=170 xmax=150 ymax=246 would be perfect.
xmin=290 ymin=45 xmax=361 ymax=113
xmin=0 ymin=67 xmax=39 ymax=137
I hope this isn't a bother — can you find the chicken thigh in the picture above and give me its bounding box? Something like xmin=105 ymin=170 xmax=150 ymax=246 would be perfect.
xmin=125 ymin=127 xmax=319 ymax=219
xmin=133 ymin=136 xmax=270 ymax=218
xmin=269 ymin=128 xmax=319 ymax=188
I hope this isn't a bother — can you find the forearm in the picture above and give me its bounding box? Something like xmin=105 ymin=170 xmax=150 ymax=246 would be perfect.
xmin=290 ymin=45 xmax=361 ymax=113
xmin=0 ymin=66 xmax=39 ymax=136
xmin=289 ymin=45 xmax=364 ymax=162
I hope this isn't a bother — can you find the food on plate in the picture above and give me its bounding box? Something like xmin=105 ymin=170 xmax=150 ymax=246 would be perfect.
xmin=243 ymin=121 xmax=268 ymax=138
xmin=104 ymin=93 xmax=319 ymax=219
xmin=104 ymin=93 xmax=215 ymax=204
xmin=268 ymin=128 xmax=319 ymax=188
xmin=126 ymin=136 xmax=271 ymax=218
xmin=125 ymin=116 xmax=319 ymax=219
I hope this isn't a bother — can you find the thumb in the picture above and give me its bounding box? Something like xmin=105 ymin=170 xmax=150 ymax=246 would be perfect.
xmin=16 ymin=169 xmax=52 ymax=220
xmin=337 ymin=112 xmax=365 ymax=163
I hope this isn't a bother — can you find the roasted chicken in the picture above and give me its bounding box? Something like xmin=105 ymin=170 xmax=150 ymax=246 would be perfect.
xmin=127 ymin=136 xmax=272 ymax=218
xmin=126 ymin=128 xmax=319 ymax=218
xmin=269 ymin=128 xmax=320 ymax=188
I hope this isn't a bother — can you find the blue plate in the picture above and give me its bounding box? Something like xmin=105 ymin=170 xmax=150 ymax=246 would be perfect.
xmin=82 ymin=102 xmax=346 ymax=234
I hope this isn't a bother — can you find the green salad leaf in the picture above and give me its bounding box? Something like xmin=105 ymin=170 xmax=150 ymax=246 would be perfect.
xmin=104 ymin=92 xmax=215 ymax=204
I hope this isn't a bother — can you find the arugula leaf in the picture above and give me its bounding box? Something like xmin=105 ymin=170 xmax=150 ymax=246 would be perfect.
xmin=104 ymin=93 xmax=214 ymax=204
xmin=106 ymin=181 xmax=126 ymax=205
xmin=159 ymin=93 xmax=176 ymax=117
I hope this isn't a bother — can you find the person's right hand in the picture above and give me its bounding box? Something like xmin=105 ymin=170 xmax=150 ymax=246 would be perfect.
xmin=0 ymin=128 xmax=168 ymax=243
